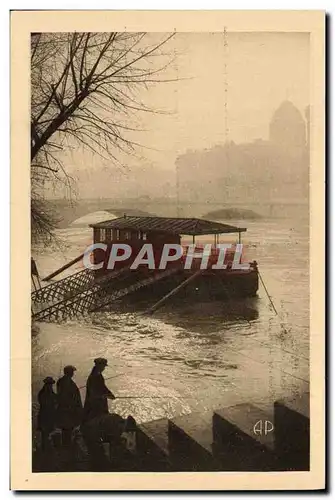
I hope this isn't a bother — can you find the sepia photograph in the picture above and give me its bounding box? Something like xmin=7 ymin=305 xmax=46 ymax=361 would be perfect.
xmin=11 ymin=10 xmax=325 ymax=490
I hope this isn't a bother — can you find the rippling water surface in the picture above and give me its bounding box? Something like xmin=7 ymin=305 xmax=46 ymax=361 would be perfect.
xmin=32 ymin=215 xmax=309 ymax=426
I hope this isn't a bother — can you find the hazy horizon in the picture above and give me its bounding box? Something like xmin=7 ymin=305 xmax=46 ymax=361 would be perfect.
xmin=43 ymin=31 xmax=310 ymax=200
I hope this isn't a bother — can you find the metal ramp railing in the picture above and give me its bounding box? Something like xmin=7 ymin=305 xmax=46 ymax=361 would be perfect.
xmin=32 ymin=267 xmax=180 ymax=323
xmin=31 ymin=267 xmax=95 ymax=305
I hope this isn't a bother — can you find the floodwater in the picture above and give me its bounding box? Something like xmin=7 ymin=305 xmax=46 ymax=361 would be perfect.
xmin=32 ymin=214 xmax=309 ymax=427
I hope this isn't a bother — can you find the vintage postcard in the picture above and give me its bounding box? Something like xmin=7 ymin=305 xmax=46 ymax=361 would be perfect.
xmin=11 ymin=10 xmax=325 ymax=490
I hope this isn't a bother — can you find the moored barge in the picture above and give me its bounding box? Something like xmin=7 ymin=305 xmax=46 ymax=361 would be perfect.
xmin=31 ymin=216 xmax=259 ymax=322
xmin=89 ymin=215 xmax=258 ymax=304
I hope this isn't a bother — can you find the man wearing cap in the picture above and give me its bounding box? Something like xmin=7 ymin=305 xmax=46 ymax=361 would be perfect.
xmin=56 ymin=365 xmax=83 ymax=446
xmin=37 ymin=377 xmax=58 ymax=451
xmin=82 ymin=358 xmax=115 ymax=424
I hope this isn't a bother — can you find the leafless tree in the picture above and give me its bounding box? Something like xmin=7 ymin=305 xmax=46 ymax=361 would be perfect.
xmin=31 ymin=32 xmax=175 ymax=244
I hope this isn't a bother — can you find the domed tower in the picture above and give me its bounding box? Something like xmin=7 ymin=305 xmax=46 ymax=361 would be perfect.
xmin=269 ymin=101 xmax=306 ymax=150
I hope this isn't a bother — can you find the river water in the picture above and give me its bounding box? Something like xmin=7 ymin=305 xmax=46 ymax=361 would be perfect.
xmin=32 ymin=215 xmax=309 ymax=428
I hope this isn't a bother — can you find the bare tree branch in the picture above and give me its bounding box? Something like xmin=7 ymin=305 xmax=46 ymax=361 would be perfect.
xmin=31 ymin=31 xmax=175 ymax=244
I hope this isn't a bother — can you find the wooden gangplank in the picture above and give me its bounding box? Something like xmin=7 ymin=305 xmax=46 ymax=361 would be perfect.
xmin=42 ymin=253 xmax=85 ymax=282
xmin=32 ymin=267 xmax=180 ymax=323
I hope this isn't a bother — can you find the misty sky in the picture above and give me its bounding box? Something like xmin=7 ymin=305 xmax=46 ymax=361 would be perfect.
xmin=61 ymin=31 xmax=310 ymax=195
xmin=145 ymin=32 xmax=310 ymax=156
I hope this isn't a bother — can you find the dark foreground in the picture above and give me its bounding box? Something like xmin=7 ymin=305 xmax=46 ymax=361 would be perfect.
xmin=33 ymin=393 xmax=309 ymax=473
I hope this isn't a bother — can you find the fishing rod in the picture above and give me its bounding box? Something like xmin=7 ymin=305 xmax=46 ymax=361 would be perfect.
xmin=78 ymin=372 xmax=125 ymax=391
xmin=114 ymin=394 xmax=205 ymax=400
xmin=114 ymin=396 xmax=167 ymax=400
xmin=77 ymin=391 xmax=198 ymax=400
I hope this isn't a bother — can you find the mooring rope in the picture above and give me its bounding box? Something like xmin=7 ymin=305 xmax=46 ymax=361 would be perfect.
xmin=257 ymin=270 xmax=278 ymax=316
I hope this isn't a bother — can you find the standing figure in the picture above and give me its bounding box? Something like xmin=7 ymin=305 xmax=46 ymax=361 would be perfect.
xmin=56 ymin=365 xmax=83 ymax=446
xmin=81 ymin=413 xmax=137 ymax=471
xmin=37 ymin=377 xmax=57 ymax=451
xmin=82 ymin=358 xmax=115 ymax=424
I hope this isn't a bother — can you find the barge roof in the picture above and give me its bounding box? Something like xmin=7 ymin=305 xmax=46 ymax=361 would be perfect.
xmin=89 ymin=216 xmax=246 ymax=236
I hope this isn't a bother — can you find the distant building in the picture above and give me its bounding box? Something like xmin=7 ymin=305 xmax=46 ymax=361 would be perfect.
xmin=269 ymin=100 xmax=306 ymax=150
xmin=175 ymin=100 xmax=309 ymax=212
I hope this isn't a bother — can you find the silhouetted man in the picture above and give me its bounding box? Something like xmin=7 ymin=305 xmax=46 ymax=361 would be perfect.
xmin=37 ymin=377 xmax=57 ymax=451
xmin=82 ymin=358 xmax=115 ymax=424
xmin=56 ymin=365 xmax=83 ymax=446
xmin=81 ymin=413 xmax=137 ymax=471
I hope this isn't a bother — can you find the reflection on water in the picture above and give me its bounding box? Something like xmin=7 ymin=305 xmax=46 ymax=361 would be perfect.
xmin=32 ymin=216 xmax=309 ymax=426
